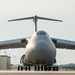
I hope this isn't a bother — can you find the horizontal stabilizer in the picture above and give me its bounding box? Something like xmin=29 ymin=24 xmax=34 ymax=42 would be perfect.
xmin=8 ymin=15 xmax=63 ymax=32
xmin=8 ymin=17 xmax=34 ymax=22
xmin=8 ymin=15 xmax=63 ymax=22
xmin=37 ymin=16 xmax=62 ymax=22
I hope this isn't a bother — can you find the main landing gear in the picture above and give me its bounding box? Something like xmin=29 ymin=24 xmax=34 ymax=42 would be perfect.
xmin=18 ymin=65 xmax=58 ymax=71
xmin=34 ymin=65 xmax=58 ymax=71
xmin=18 ymin=65 xmax=30 ymax=71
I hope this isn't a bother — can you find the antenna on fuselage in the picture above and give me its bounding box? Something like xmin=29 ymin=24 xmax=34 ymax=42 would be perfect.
xmin=8 ymin=15 xmax=63 ymax=32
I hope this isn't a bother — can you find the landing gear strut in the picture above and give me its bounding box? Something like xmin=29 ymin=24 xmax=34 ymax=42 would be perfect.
xmin=18 ymin=65 xmax=58 ymax=71
xmin=25 ymin=66 xmax=30 ymax=71
xmin=18 ymin=65 xmax=23 ymax=71
xmin=52 ymin=66 xmax=58 ymax=71
xmin=18 ymin=65 xmax=30 ymax=71
xmin=34 ymin=65 xmax=52 ymax=71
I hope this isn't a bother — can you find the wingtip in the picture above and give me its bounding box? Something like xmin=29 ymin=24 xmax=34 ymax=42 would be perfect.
xmin=8 ymin=20 xmax=10 ymax=22
xmin=61 ymin=20 xmax=63 ymax=22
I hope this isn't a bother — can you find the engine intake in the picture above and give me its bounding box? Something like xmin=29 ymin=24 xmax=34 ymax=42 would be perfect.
xmin=21 ymin=39 xmax=28 ymax=45
xmin=20 ymin=54 xmax=26 ymax=65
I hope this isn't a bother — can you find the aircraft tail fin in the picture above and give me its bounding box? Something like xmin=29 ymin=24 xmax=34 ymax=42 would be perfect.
xmin=8 ymin=15 xmax=63 ymax=32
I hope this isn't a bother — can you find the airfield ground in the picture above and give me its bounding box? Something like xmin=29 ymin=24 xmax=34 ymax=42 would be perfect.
xmin=0 ymin=71 xmax=75 ymax=75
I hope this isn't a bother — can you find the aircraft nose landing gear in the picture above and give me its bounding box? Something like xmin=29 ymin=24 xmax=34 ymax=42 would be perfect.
xmin=18 ymin=65 xmax=23 ymax=71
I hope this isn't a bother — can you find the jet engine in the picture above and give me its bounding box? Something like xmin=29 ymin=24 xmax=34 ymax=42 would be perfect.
xmin=20 ymin=54 xmax=26 ymax=65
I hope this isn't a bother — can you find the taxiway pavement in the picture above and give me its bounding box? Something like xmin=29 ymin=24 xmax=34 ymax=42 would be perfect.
xmin=0 ymin=71 xmax=75 ymax=75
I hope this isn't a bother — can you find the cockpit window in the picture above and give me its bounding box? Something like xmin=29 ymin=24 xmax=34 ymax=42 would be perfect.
xmin=37 ymin=32 xmax=46 ymax=35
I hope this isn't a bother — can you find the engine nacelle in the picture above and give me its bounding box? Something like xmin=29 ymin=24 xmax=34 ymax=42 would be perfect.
xmin=21 ymin=39 xmax=28 ymax=46
xmin=20 ymin=54 xmax=26 ymax=65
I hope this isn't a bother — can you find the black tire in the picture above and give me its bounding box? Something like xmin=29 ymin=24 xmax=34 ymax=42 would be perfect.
xmin=48 ymin=66 xmax=51 ymax=71
xmin=38 ymin=66 xmax=40 ymax=71
xmin=41 ymin=66 xmax=43 ymax=71
xmin=25 ymin=66 xmax=31 ymax=71
xmin=18 ymin=66 xmax=20 ymax=71
xmin=21 ymin=66 xmax=23 ymax=71
xmin=34 ymin=66 xmax=36 ymax=71
xmin=44 ymin=66 xmax=47 ymax=71
xmin=52 ymin=66 xmax=58 ymax=71
xmin=29 ymin=66 xmax=30 ymax=71
xmin=56 ymin=67 xmax=58 ymax=71
xmin=25 ymin=66 xmax=27 ymax=71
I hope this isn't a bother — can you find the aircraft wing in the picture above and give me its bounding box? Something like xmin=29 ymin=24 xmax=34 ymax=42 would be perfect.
xmin=0 ymin=38 xmax=28 ymax=50
xmin=51 ymin=38 xmax=75 ymax=50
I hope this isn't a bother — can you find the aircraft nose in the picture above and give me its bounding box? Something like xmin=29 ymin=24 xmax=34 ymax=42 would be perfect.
xmin=32 ymin=40 xmax=52 ymax=60
xmin=35 ymin=40 xmax=49 ymax=51
xmin=27 ymin=40 xmax=56 ymax=62
xmin=34 ymin=40 xmax=51 ymax=57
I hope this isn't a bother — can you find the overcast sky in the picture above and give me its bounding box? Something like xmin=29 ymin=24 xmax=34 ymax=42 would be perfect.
xmin=0 ymin=0 xmax=75 ymax=65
